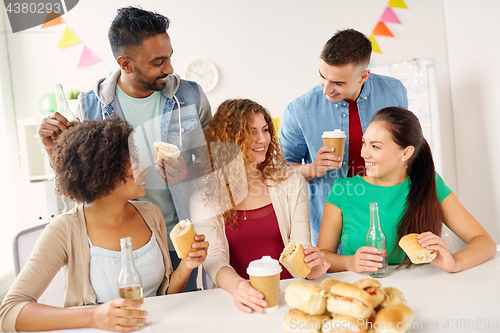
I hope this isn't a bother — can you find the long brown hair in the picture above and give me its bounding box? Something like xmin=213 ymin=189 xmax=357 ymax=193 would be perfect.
xmin=201 ymin=99 xmax=288 ymax=226
xmin=372 ymin=107 xmax=442 ymax=265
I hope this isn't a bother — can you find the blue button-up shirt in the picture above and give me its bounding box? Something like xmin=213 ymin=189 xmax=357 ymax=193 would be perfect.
xmin=280 ymin=73 xmax=408 ymax=245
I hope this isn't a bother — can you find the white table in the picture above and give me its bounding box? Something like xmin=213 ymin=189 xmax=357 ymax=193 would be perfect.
xmin=144 ymin=255 xmax=499 ymax=333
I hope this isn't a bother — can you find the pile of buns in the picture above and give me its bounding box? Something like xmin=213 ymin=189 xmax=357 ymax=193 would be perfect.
xmin=283 ymin=278 xmax=413 ymax=333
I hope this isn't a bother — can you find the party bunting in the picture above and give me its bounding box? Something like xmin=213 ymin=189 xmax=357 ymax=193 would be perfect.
xmin=370 ymin=1 xmax=407 ymax=54
xmin=58 ymin=27 xmax=81 ymax=48
xmin=373 ymin=22 xmax=394 ymax=37
xmin=77 ymin=46 xmax=100 ymax=68
xmin=387 ymin=0 xmax=408 ymax=9
xmin=380 ymin=7 xmax=401 ymax=24
xmin=272 ymin=118 xmax=280 ymax=136
xmin=41 ymin=11 xmax=65 ymax=28
xmin=369 ymin=35 xmax=382 ymax=54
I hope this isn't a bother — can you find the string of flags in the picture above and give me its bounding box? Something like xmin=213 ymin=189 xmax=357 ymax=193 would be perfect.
xmin=38 ymin=1 xmax=406 ymax=65
xmin=41 ymin=10 xmax=100 ymax=68
xmin=369 ymin=0 xmax=408 ymax=54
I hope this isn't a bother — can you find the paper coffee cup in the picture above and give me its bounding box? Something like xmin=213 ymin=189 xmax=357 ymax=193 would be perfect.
xmin=247 ymin=256 xmax=282 ymax=312
xmin=322 ymin=129 xmax=346 ymax=162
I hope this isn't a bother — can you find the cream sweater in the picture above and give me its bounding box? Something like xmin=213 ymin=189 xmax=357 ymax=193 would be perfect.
xmin=0 ymin=201 xmax=172 ymax=333
xmin=190 ymin=170 xmax=312 ymax=284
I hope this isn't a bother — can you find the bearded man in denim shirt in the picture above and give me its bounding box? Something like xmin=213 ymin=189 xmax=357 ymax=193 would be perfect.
xmin=38 ymin=7 xmax=211 ymax=291
xmin=280 ymin=29 xmax=407 ymax=246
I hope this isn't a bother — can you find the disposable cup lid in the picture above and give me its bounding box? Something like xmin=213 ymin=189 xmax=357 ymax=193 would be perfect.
xmin=246 ymin=256 xmax=282 ymax=277
xmin=322 ymin=129 xmax=346 ymax=139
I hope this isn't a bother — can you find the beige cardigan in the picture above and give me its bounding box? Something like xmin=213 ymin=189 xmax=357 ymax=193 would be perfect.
xmin=0 ymin=201 xmax=173 ymax=333
xmin=190 ymin=170 xmax=312 ymax=284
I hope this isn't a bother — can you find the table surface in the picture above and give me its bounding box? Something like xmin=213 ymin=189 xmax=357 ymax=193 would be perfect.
xmin=142 ymin=255 xmax=500 ymax=333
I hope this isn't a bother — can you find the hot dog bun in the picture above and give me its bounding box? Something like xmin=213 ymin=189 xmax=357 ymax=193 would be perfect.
xmin=282 ymin=308 xmax=330 ymax=333
xmin=284 ymin=281 xmax=327 ymax=315
xmin=280 ymin=242 xmax=311 ymax=279
xmin=398 ymin=233 xmax=437 ymax=264
xmin=170 ymin=219 xmax=196 ymax=258
xmin=327 ymin=282 xmax=375 ymax=319
xmin=154 ymin=141 xmax=180 ymax=163
xmin=353 ymin=278 xmax=385 ymax=309
xmin=372 ymin=304 xmax=414 ymax=333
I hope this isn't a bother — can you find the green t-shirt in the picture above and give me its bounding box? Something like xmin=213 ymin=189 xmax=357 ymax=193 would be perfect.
xmin=325 ymin=173 xmax=452 ymax=264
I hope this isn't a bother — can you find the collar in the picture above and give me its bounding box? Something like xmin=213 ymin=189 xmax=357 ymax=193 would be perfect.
xmin=94 ymin=70 xmax=181 ymax=106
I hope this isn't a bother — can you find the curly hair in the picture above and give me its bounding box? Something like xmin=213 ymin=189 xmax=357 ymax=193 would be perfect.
xmin=108 ymin=6 xmax=170 ymax=59
xmin=320 ymin=29 xmax=372 ymax=68
xmin=201 ymin=99 xmax=289 ymax=226
xmin=53 ymin=117 xmax=135 ymax=203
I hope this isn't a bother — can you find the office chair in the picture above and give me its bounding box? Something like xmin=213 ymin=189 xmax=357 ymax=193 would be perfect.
xmin=12 ymin=223 xmax=65 ymax=307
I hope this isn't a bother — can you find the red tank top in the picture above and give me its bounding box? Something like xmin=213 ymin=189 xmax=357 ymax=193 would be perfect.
xmin=225 ymin=204 xmax=293 ymax=280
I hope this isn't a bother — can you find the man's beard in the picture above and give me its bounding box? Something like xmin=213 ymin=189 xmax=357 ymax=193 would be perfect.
xmin=135 ymin=68 xmax=167 ymax=91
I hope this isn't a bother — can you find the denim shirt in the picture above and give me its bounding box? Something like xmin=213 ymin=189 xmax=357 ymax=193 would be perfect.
xmin=79 ymin=71 xmax=212 ymax=247
xmin=280 ymin=73 xmax=407 ymax=244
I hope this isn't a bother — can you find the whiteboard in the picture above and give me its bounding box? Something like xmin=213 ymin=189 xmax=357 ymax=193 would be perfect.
xmin=370 ymin=59 xmax=442 ymax=175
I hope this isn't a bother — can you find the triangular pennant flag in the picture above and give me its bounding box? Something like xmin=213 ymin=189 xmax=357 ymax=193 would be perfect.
xmin=41 ymin=10 xmax=65 ymax=28
xmin=387 ymin=0 xmax=408 ymax=9
xmin=77 ymin=46 xmax=100 ymax=68
xmin=272 ymin=117 xmax=280 ymax=136
xmin=369 ymin=35 xmax=382 ymax=54
xmin=58 ymin=27 xmax=82 ymax=48
xmin=380 ymin=7 xmax=401 ymax=24
xmin=373 ymin=22 xmax=394 ymax=37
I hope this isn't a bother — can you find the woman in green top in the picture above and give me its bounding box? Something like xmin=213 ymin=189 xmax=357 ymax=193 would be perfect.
xmin=318 ymin=107 xmax=496 ymax=273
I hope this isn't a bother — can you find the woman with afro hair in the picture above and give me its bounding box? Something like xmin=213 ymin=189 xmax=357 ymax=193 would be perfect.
xmin=190 ymin=99 xmax=330 ymax=314
xmin=0 ymin=117 xmax=208 ymax=332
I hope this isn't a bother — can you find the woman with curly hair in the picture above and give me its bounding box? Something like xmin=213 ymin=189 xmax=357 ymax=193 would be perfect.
xmin=190 ymin=99 xmax=330 ymax=314
xmin=0 ymin=117 xmax=208 ymax=332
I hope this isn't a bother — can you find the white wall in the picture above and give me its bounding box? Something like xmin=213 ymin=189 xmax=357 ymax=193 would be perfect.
xmin=4 ymin=0 xmax=458 ymax=184
xmin=0 ymin=8 xmax=23 ymax=276
xmin=443 ymin=0 xmax=500 ymax=242
xmin=1 ymin=0 xmax=498 ymax=248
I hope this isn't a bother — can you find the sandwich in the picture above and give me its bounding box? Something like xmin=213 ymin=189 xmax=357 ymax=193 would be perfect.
xmin=369 ymin=304 xmax=414 ymax=333
xmin=320 ymin=278 xmax=341 ymax=293
xmin=378 ymin=287 xmax=406 ymax=309
xmin=322 ymin=315 xmax=367 ymax=333
xmin=327 ymin=282 xmax=375 ymax=319
xmin=280 ymin=242 xmax=311 ymax=279
xmin=154 ymin=141 xmax=181 ymax=163
xmin=169 ymin=219 xmax=197 ymax=259
xmin=353 ymin=279 xmax=385 ymax=309
xmin=398 ymin=233 xmax=437 ymax=264
xmin=282 ymin=308 xmax=330 ymax=333
xmin=284 ymin=281 xmax=327 ymax=315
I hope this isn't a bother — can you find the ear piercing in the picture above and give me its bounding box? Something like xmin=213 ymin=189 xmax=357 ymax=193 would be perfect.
xmin=401 ymin=158 xmax=405 ymax=161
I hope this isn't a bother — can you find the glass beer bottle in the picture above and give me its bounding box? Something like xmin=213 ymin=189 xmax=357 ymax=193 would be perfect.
xmin=118 ymin=237 xmax=145 ymax=327
xmin=366 ymin=202 xmax=388 ymax=278
xmin=54 ymin=84 xmax=79 ymax=126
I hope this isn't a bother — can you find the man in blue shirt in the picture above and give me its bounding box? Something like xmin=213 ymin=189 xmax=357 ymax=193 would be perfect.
xmin=38 ymin=7 xmax=211 ymax=291
xmin=280 ymin=29 xmax=407 ymax=245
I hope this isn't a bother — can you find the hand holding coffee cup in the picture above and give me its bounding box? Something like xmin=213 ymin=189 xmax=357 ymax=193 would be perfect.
xmin=247 ymin=256 xmax=282 ymax=312
xmin=322 ymin=129 xmax=346 ymax=163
